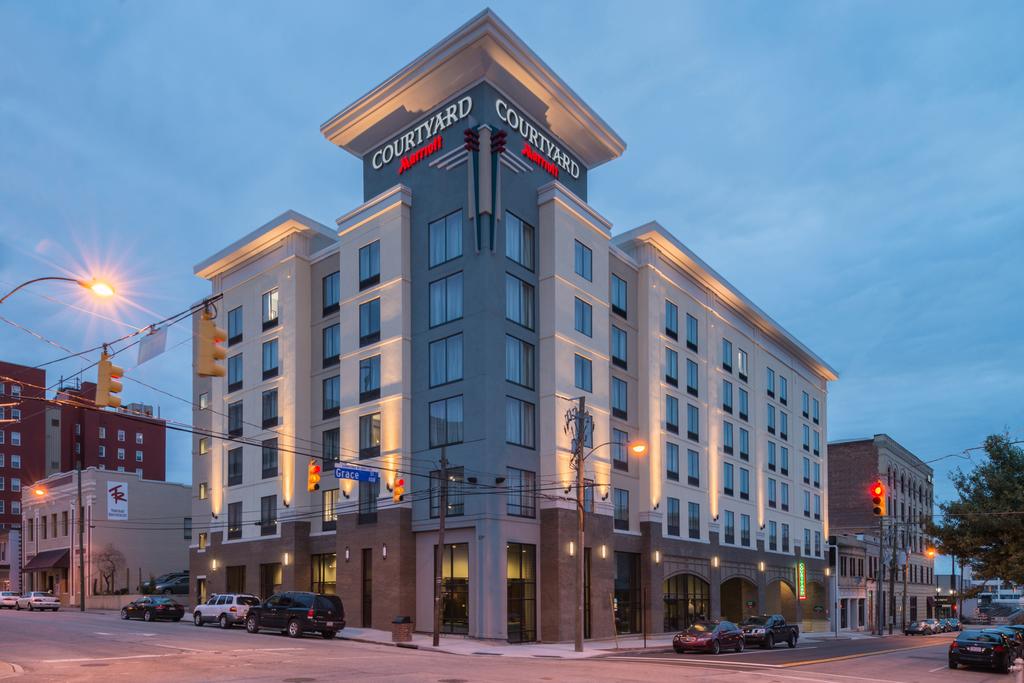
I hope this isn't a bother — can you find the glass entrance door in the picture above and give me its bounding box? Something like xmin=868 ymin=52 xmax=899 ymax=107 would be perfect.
xmin=506 ymin=543 xmax=536 ymax=642
xmin=436 ymin=543 xmax=469 ymax=634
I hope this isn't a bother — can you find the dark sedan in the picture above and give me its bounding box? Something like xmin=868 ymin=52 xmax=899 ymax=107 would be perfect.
xmin=949 ymin=630 xmax=1014 ymax=673
xmin=905 ymin=620 xmax=936 ymax=635
xmin=985 ymin=627 xmax=1024 ymax=660
xmin=940 ymin=617 xmax=961 ymax=632
xmin=673 ymin=620 xmax=745 ymax=655
xmin=121 ymin=596 xmax=185 ymax=622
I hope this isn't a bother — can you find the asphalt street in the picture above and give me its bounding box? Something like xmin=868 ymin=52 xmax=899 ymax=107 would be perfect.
xmin=0 ymin=609 xmax=1012 ymax=683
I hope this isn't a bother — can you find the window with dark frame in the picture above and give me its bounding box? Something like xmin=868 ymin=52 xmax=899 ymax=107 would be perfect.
xmin=574 ymin=240 xmax=592 ymax=281
xmin=666 ymin=442 xmax=679 ymax=481
xmin=613 ymin=488 xmax=629 ymax=530
xmin=505 ymin=212 xmax=535 ymax=271
xmin=505 ymin=336 xmax=534 ymax=389
xmin=687 ymin=448 xmax=700 ymax=487
xmin=228 ymin=401 xmax=243 ymax=437
xmin=261 ymin=438 xmax=278 ymax=479
xmin=322 ymin=376 xmax=340 ymax=419
xmin=322 ymin=271 xmax=340 ymax=315
xmin=227 ymin=502 xmax=242 ymax=540
xmin=429 ymin=396 xmax=464 ymax=447
xmin=429 ymin=334 xmax=463 ymax=388
xmin=428 ymin=211 xmax=463 ymax=268
xmin=574 ymin=297 xmax=593 ymax=337
xmin=322 ymin=323 xmax=340 ymax=367
xmin=665 ymin=348 xmax=678 ymax=386
xmin=665 ymin=300 xmax=678 ymax=340
xmin=611 ymin=377 xmax=627 ymax=419
xmin=430 ymin=272 xmax=464 ymax=327
xmin=666 ymin=395 xmax=679 ymax=434
xmin=262 ymin=339 xmax=279 ymax=380
xmin=612 ymin=429 xmax=629 ymax=471
xmin=262 ymin=289 xmax=279 ymax=329
xmin=227 ymin=448 xmax=243 ymax=486
xmin=227 ymin=306 xmax=243 ymax=346
xmin=686 ymin=313 xmax=698 ymax=352
xmin=260 ymin=495 xmax=277 ymax=536
xmin=610 ymin=274 xmax=627 ymax=318
xmin=359 ymin=355 xmax=381 ymax=403
xmin=359 ymin=240 xmax=381 ymax=290
xmin=359 ymin=298 xmax=381 ymax=346
xmin=261 ymin=389 xmax=278 ymax=429
xmin=611 ymin=326 xmax=627 ymax=369
xmin=507 ymin=467 xmax=536 ymax=518
xmin=359 ymin=413 xmax=380 ymax=459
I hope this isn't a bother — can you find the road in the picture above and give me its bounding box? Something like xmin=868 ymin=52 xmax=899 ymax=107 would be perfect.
xmin=0 ymin=609 xmax=1010 ymax=683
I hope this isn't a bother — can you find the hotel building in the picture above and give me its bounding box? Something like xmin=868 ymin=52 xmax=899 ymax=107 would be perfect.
xmin=189 ymin=10 xmax=838 ymax=641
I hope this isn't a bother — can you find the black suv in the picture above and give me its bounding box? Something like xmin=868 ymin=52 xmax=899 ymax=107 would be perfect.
xmin=245 ymin=591 xmax=345 ymax=639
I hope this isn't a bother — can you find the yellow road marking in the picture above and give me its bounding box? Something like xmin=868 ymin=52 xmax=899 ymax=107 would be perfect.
xmin=781 ymin=640 xmax=949 ymax=668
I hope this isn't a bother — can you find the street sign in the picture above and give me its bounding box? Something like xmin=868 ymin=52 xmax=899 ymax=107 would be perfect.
xmin=797 ymin=561 xmax=807 ymax=600
xmin=334 ymin=466 xmax=380 ymax=483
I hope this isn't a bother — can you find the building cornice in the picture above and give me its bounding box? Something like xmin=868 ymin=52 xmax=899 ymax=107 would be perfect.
xmin=336 ymin=184 xmax=413 ymax=236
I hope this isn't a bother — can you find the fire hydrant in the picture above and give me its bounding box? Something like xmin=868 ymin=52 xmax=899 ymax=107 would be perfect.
xmin=1010 ymin=656 xmax=1024 ymax=683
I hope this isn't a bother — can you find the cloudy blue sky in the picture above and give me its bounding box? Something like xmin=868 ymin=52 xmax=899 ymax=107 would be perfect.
xmin=1 ymin=1 xmax=1021 ymax=569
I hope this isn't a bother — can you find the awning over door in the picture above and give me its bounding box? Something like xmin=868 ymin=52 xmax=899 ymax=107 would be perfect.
xmin=23 ymin=548 xmax=69 ymax=571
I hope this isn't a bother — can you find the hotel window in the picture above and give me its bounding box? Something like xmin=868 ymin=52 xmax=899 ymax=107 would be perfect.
xmin=779 ymin=376 xmax=788 ymax=405
xmin=780 ymin=411 xmax=789 ymax=441
xmin=428 ymin=210 xmax=463 ymax=267
xmin=804 ymin=528 xmax=811 ymax=556
xmin=686 ymin=359 xmax=698 ymax=397
xmin=667 ymin=498 xmax=681 ymax=536
xmin=505 ymin=336 xmax=535 ymax=389
xmin=724 ymin=510 xmax=735 ymax=544
xmin=358 ymin=480 xmax=379 ymax=524
xmin=688 ymin=502 xmax=700 ymax=539
xmin=781 ymin=446 xmax=790 ymax=475
xmin=802 ymin=391 xmax=810 ymax=418
xmin=505 ymin=274 xmax=534 ymax=329
xmin=814 ymin=494 xmax=821 ymax=520
xmin=227 ymin=448 xmax=243 ymax=486
xmin=261 ymin=438 xmax=278 ymax=478
xmin=135 ymin=432 xmax=143 ymax=444
xmin=429 ymin=396 xmax=464 ymax=447
xmin=767 ymin=404 xmax=776 ymax=434
xmin=429 ymin=334 xmax=463 ymax=387
xmin=813 ymin=430 xmax=820 ymax=455
xmin=430 ymin=467 xmax=464 ymax=517
xmin=723 ymin=421 xmax=734 ymax=454
xmin=227 ymin=502 xmax=242 ymax=540
xmin=737 ymin=348 xmax=748 ymax=382
xmin=803 ymin=425 xmax=811 ymax=451
xmin=739 ymin=390 xmax=750 ymax=422
xmin=507 ymin=467 xmax=536 ymax=518
xmin=814 ymin=531 xmax=821 ymax=557
xmin=659 ymin=300 xmax=679 ymax=341
xmin=812 ymin=398 xmax=820 ymax=424
xmin=723 ymin=462 xmax=734 ymax=496
xmin=359 ymin=355 xmax=381 ymax=403
xmin=658 ymin=349 xmax=678 ymax=390
xmin=574 ymin=240 xmax=593 ymax=281
xmin=687 ymin=404 xmax=699 ymax=442
xmin=135 ymin=450 xmax=143 ymax=462
xmin=665 ymin=395 xmax=679 ymax=434
xmin=611 ymin=326 xmax=627 ymax=369
xmin=322 ymin=427 xmax=340 ymax=463
xmin=666 ymin=442 xmax=679 ymax=481
xmin=721 ymin=338 xmax=733 ymax=373
xmin=684 ymin=448 xmax=700 ymax=485
xmin=322 ymin=376 xmax=340 ymax=418
xmin=227 ymin=306 xmax=243 ymax=345
xmin=739 ymin=468 xmax=750 ymax=500
xmin=199 ymin=482 xmax=208 ymax=500
xmin=228 ymin=401 xmax=243 ymax=437
xmin=0 ymin=477 xmax=3 ymax=490
xmin=10 ymin=478 xmax=18 ymax=493
xmin=358 ymin=414 xmax=380 ymax=459
xmin=323 ymin=271 xmax=340 ymax=314
xmin=741 ymin=514 xmax=751 ymax=547
xmin=722 ymin=380 xmax=733 ymax=413
xmin=610 ymin=430 xmax=626 ymax=473
xmin=506 ymin=397 xmax=536 ymax=448
xmin=99 ymin=445 xmax=107 ymax=458
xmin=782 ymin=523 xmax=790 ymax=552
xmin=98 ymin=426 xmax=106 ymax=439
xmin=260 ymin=495 xmax=278 ymax=536
xmin=803 ymin=456 xmax=811 ymax=484
xmin=781 ymin=482 xmax=790 ymax=511
xmin=359 ymin=240 xmax=381 ymax=290
xmin=802 ymin=490 xmax=811 ymax=516
xmin=262 ymin=339 xmax=279 ymax=379
xmin=505 ymin=212 xmax=535 ymax=270
xmin=323 ymin=323 xmax=340 ymax=367
xmin=262 ymin=288 xmax=279 ymax=329
xmin=611 ymin=378 xmax=627 ymax=419
xmin=359 ymin=298 xmax=381 ymax=346
xmin=739 ymin=428 xmax=749 ymax=460
xmin=813 ymin=462 xmax=821 ymax=488
xmin=769 ymin=521 xmax=778 ymax=551
xmin=613 ymin=488 xmax=629 ymax=530
xmin=766 ymin=367 xmax=775 ymax=397
xmin=686 ymin=313 xmax=698 ymax=352
xmin=227 ymin=354 xmax=243 ymax=392
xmin=574 ymin=298 xmax=592 ymax=337
xmin=322 ymin=487 xmax=338 ymax=531
xmin=574 ymin=355 xmax=593 ymax=392
xmin=610 ymin=274 xmax=627 ymax=318
xmin=768 ymin=478 xmax=777 ymax=508
xmin=10 ymin=455 xmax=18 ymax=469
xmin=430 ymin=272 xmax=464 ymax=327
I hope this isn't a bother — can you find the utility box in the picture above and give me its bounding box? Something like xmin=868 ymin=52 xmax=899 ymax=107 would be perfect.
xmin=391 ymin=616 xmax=413 ymax=642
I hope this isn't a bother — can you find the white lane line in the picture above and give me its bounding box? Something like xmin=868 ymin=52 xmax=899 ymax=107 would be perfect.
xmin=611 ymin=656 xmax=783 ymax=668
xmin=44 ymin=654 xmax=168 ymax=664
xmin=927 ymin=665 xmax=948 ymax=673
xmin=147 ymin=643 xmax=211 ymax=653
xmin=93 ymin=632 xmax=112 ymax=635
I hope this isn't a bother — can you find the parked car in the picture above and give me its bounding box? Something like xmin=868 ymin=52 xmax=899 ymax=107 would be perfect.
xmin=673 ymin=620 xmax=745 ymax=654
xmin=940 ymin=617 xmax=961 ymax=632
xmin=245 ymin=592 xmax=345 ymax=639
xmin=15 ymin=592 xmax=60 ymax=611
xmin=949 ymin=630 xmax=1015 ymax=673
xmin=985 ymin=627 xmax=1024 ymax=661
xmin=740 ymin=614 xmax=799 ymax=649
xmin=193 ymin=594 xmax=261 ymax=628
xmin=121 ymin=596 xmax=185 ymax=622
xmin=921 ymin=618 xmax=942 ymax=633
xmin=0 ymin=591 xmax=19 ymax=609
xmin=153 ymin=575 xmax=190 ymax=595
xmin=905 ymin=620 xmax=936 ymax=635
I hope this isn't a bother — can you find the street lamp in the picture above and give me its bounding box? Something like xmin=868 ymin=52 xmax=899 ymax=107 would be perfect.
xmin=0 ymin=276 xmax=116 ymax=304
xmin=33 ymin=487 xmax=46 ymax=497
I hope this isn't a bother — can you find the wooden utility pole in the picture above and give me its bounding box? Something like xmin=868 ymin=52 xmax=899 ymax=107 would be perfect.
xmin=432 ymin=447 xmax=448 ymax=648
xmin=573 ymin=397 xmax=586 ymax=653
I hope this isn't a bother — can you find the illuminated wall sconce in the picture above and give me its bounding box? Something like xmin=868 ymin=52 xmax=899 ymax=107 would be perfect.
xmin=382 ymin=544 xmax=388 ymax=560
xmin=825 ymin=567 xmax=831 ymax=577
xmin=711 ymin=556 xmax=719 ymax=568
xmin=758 ymin=561 xmax=765 ymax=572
xmin=600 ymin=545 xmax=607 ymax=559
xmin=344 ymin=546 xmax=350 ymax=562
xmin=713 ymin=515 xmax=719 ymax=522
xmin=654 ymin=550 xmax=662 ymax=564
xmin=284 ymin=552 xmax=290 ymax=566
xmin=653 ymin=502 xmax=660 ymax=510
xmin=385 ymin=481 xmax=394 ymax=493
xmin=601 ymin=489 xmax=609 ymax=501
xmin=568 ymin=541 xmax=576 ymax=557
xmin=342 ymin=489 xmax=350 ymax=499
xmin=495 ymin=476 xmax=505 ymax=485
xmin=211 ymin=559 xmax=218 ymax=571
xmin=564 ymin=484 xmax=572 ymax=494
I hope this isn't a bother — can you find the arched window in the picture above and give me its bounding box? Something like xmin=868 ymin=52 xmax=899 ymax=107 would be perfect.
xmin=663 ymin=574 xmax=711 ymax=632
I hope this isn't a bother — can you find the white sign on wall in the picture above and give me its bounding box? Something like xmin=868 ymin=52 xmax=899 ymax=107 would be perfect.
xmin=107 ymin=481 xmax=128 ymax=520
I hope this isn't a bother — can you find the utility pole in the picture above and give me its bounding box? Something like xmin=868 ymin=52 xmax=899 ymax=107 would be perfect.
xmin=901 ymin=528 xmax=909 ymax=630
xmin=888 ymin=522 xmax=897 ymax=634
xmin=77 ymin=454 xmax=85 ymax=612
xmin=432 ymin=447 xmax=447 ymax=648
xmin=877 ymin=515 xmax=885 ymax=635
xmin=573 ymin=397 xmax=586 ymax=653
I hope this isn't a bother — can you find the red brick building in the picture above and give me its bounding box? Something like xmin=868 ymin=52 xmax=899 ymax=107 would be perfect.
xmin=0 ymin=362 xmax=48 ymax=530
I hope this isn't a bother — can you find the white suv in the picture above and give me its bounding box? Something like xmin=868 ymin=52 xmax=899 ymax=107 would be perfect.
xmin=192 ymin=594 xmax=260 ymax=628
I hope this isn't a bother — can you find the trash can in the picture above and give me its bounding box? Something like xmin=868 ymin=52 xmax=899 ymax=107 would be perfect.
xmin=392 ymin=616 xmax=413 ymax=643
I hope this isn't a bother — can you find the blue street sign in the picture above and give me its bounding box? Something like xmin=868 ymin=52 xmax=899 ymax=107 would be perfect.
xmin=334 ymin=466 xmax=380 ymax=483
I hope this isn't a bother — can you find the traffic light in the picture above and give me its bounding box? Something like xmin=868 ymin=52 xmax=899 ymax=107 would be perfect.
xmin=96 ymin=351 xmax=124 ymax=408
xmin=492 ymin=130 xmax=507 ymax=154
xmin=307 ymin=459 xmax=321 ymax=492
xmin=871 ymin=480 xmax=887 ymax=516
xmin=392 ymin=477 xmax=405 ymax=503
xmin=197 ymin=309 xmax=227 ymax=378
xmin=464 ymin=128 xmax=479 ymax=152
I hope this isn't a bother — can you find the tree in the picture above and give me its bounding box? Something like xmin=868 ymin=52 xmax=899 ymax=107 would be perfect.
xmin=927 ymin=435 xmax=1024 ymax=584
xmin=94 ymin=544 xmax=126 ymax=595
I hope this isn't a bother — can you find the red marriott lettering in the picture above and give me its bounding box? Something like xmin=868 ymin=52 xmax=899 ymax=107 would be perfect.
xmin=397 ymin=135 xmax=443 ymax=175
xmin=521 ymin=142 xmax=559 ymax=178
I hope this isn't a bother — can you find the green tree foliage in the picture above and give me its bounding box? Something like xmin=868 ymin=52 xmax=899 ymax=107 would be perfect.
xmin=928 ymin=435 xmax=1024 ymax=583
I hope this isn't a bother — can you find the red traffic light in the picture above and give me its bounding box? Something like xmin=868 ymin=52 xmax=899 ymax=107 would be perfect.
xmin=871 ymin=483 xmax=884 ymax=496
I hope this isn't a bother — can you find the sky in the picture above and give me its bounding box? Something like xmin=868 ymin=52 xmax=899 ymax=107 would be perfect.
xmin=1 ymin=1 xmax=1021 ymax=572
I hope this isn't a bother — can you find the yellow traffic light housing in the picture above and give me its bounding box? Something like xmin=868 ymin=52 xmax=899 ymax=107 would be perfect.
xmin=197 ymin=309 xmax=227 ymax=378
xmin=96 ymin=351 xmax=124 ymax=408
xmin=871 ymin=480 xmax=887 ymax=517
xmin=307 ymin=459 xmax=321 ymax=492
xmin=392 ymin=477 xmax=405 ymax=503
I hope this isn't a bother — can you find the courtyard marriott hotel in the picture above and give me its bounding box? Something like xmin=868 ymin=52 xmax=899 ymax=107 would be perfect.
xmin=189 ymin=10 xmax=838 ymax=642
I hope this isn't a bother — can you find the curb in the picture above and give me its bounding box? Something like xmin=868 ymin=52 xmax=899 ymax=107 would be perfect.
xmin=0 ymin=662 xmax=24 ymax=680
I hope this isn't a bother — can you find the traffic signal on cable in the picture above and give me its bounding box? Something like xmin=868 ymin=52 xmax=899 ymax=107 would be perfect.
xmin=871 ymin=480 xmax=887 ymax=517
xmin=464 ymin=128 xmax=479 ymax=152
xmin=96 ymin=351 xmax=124 ymax=408
xmin=492 ymin=130 xmax=507 ymax=155
xmin=392 ymin=477 xmax=405 ymax=503
xmin=197 ymin=309 xmax=227 ymax=378
xmin=307 ymin=459 xmax=321 ymax=492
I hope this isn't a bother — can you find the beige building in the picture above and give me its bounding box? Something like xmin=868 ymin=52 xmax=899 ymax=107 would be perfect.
xmin=22 ymin=467 xmax=190 ymax=603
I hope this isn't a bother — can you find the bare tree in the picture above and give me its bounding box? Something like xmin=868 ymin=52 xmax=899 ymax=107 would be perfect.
xmin=94 ymin=544 xmax=126 ymax=595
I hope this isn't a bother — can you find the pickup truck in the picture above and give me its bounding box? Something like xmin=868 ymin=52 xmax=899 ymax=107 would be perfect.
xmin=192 ymin=593 xmax=261 ymax=628
xmin=740 ymin=614 xmax=799 ymax=648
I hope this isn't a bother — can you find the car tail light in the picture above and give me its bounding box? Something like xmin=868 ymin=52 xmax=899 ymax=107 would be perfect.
xmin=307 ymin=608 xmax=315 ymax=618
xmin=230 ymin=607 xmax=237 ymax=612
xmin=950 ymin=642 xmax=958 ymax=651
xmin=994 ymin=645 xmax=1006 ymax=653
xmin=157 ymin=606 xmax=166 ymax=610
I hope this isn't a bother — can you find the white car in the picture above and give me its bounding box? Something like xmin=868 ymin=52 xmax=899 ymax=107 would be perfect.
xmin=16 ymin=591 xmax=60 ymax=611
xmin=192 ymin=594 xmax=261 ymax=628
xmin=0 ymin=591 xmax=19 ymax=608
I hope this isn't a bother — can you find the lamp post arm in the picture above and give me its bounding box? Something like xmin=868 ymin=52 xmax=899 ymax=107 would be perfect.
xmin=0 ymin=276 xmax=82 ymax=304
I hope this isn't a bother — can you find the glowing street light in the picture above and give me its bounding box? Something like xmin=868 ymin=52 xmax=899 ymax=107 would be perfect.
xmin=33 ymin=487 xmax=46 ymax=497
xmin=0 ymin=276 xmax=117 ymax=304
